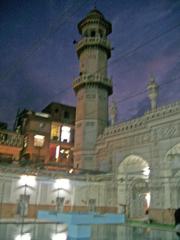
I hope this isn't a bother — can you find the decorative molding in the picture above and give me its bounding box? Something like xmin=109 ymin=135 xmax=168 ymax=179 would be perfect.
xmin=152 ymin=125 xmax=178 ymax=141
xmin=97 ymin=100 xmax=180 ymax=141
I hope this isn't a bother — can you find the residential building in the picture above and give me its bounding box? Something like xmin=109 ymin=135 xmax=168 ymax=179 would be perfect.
xmin=15 ymin=103 xmax=75 ymax=168
xmin=42 ymin=102 xmax=75 ymax=169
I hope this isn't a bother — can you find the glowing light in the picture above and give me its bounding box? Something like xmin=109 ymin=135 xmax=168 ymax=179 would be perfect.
xmin=51 ymin=232 xmax=67 ymax=240
xmin=54 ymin=179 xmax=70 ymax=190
xmin=34 ymin=134 xmax=45 ymax=147
xmin=145 ymin=192 xmax=151 ymax=208
xmin=15 ymin=233 xmax=31 ymax=240
xmin=143 ymin=167 xmax=150 ymax=176
xmin=55 ymin=145 xmax=60 ymax=160
xmin=35 ymin=112 xmax=50 ymax=118
xmin=19 ymin=175 xmax=36 ymax=187
xmin=69 ymin=168 xmax=74 ymax=174
xmin=61 ymin=126 xmax=71 ymax=143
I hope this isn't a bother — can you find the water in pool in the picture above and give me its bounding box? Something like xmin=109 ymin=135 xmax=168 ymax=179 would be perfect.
xmin=0 ymin=223 xmax=178 ymax=240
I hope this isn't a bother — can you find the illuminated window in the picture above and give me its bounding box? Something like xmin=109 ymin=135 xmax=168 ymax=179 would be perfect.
xmin=51 ymin=123 xmax=60 ymax=140
xmin=34 ymin=135 xmax=45 ymax=147
xmin=60 ymin=148 xmax=70 ymax=159
xmin=61 ymin=126 xmax=71 ymax=143
xmin=55 ymin=145 xmax=60 ymax=161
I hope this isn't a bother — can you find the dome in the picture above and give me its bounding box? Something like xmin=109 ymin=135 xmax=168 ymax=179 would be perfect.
xmin=86 ymin=8 xmax=105 ymax=19
xmin=78 ymin=8 xmax=112 ymax=35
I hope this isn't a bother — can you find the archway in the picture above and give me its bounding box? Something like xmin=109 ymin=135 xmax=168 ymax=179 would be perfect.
xmin=118 ymin=155 xmax=150 ymax=218
xmin=164 ymin=143 xmax=180 ymax=209
xmin=165 ymin=143 xmax=180 ymax=169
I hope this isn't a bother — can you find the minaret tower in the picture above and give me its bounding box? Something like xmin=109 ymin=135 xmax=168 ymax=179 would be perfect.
xmin=73 ymin=9 xmax=112 ymax=170
xmin=147 ymin=75 xmax=159 ymax=110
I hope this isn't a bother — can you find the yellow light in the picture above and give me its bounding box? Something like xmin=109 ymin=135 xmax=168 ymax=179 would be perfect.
xmin=69 ymin=168 xmax=74 ymax=174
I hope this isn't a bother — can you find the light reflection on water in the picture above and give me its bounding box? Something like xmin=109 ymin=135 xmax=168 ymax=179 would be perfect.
xmin=0 ymin=223 xmax=178 ymax=240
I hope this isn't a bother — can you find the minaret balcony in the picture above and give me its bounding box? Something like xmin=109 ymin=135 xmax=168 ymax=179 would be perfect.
xmin=76 ymin=37 xmax=111 ymax=58
xmin=73 ymin=73 xmax=112 ymax=95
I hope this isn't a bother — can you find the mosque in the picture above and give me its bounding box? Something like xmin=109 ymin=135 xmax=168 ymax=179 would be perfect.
xmin=72 ymin=8 xmax=180 ymax=223
xmin=0 ymin=8 xmax=179 ymax=226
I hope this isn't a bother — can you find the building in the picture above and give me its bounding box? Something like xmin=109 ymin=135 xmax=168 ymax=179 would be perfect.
xmin=15 ymin=102 xmax=75 ymax=169
xmin=15 ymin=109 xmax=52 ymax=165
xmin=0 ymin=129 xmax=23 ymax=164
xmin=72 ymin=8 xmax=180 ymax=224
xmin=0 ymin=8 xmax=179 ymax=228
xmin=42 ymin=102 xmax=75 ymax=169
xmin=73 ymin=8 xmax=112 ymax=170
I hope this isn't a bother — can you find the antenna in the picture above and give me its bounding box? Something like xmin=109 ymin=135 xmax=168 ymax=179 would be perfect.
xmin=94 ymin=0 xmax=97 ymax=9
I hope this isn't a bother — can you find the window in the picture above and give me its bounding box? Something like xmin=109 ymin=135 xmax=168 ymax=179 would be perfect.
xmin=34 ymin=135 xmax=45 ymax=147
xmin=64 ymin=111 xmax=70 ymax=119
xmin=51 ymin=123 xmax=60 ymax=140
xmin=91 ymin=30 xmax=96 ymax=37
xmin=61 ymin=126 xmax=71 ymax=143
xmin=55 ymin=145 xmax=60 ymax=161
xmin=60 ymin=148 xmax=70 ymax=159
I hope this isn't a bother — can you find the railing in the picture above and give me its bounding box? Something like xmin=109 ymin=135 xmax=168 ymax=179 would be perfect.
xmin=98 ymin=100 xmax=180 ymax=139
xmin=76 ymin=37 xmax=111 ymax=51
xmin=0 ymin=130 xmax=23 ymax=148
xmin=73 ymin=73 xmax=112 ymax=91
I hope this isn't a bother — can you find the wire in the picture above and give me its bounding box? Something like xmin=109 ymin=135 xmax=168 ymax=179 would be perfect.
xmin=0 ymin=0 xmax=91 ymax=85
xmin=109 ymin=23 xmax=180 ymax=67
xmin=41 ymin=22 xmax=180 ymax=104
xmin=71 ymin=75 xmax=180 ymax=124
xmin=1 ymin=5 xmax=179 ymax=132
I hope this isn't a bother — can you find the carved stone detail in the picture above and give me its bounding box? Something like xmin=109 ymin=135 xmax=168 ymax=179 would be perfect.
xmin=152 ymin=125 xmax=178 ymax=141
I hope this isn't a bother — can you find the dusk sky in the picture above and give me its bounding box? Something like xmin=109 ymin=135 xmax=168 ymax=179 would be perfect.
xmin=0 ymin=0 xmax=180 ymax=129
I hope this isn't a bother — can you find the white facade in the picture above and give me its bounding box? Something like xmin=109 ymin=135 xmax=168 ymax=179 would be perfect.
xmin=95 ymin=101 xmax=180 ymax=222
xmin=72 ymin=9 xmax=180 ymax=223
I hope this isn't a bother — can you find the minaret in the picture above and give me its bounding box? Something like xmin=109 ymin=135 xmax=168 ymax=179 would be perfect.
xmin=147 ymin=75 xmax=159 ymax=110
xmin=110 ymin=101 xmax=117 ymax=126
xmin=73 ymin=9 xmax=112 ymax=170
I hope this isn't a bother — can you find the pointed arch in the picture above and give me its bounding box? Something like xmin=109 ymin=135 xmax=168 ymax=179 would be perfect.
xmin=118 ymin=154 xmax=149 ymax=175
xmin=164 ymin=143 xmax=180 ymax=170
xmin=117 ymin=154 xmax=150 ymax=218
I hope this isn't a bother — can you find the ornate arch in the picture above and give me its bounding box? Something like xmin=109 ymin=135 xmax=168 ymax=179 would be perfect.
xmin=117 ymin=154 xmax=150 ymax=218
xmin=164 ymin=143 xmax=180 ymax=170
xmin=118 ymin=154 xmax=149 ymax=175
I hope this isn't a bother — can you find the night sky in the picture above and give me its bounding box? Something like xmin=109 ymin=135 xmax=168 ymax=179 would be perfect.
xmin=0 ymin=0 xmax=180 ymax=129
